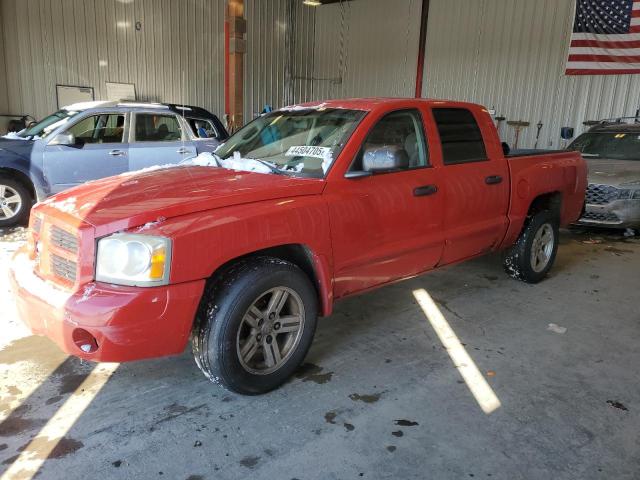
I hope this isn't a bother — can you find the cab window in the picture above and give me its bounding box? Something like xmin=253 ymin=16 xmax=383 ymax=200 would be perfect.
xmin=350 ymin=109 xmax=428 ymax=172
xmin=432 ymin=108 xmax=487 ymax=165
xmin=134 ymin=114 xmax=182 ymax=142
xmin=66 ymin=114 xmax=125 ymax=144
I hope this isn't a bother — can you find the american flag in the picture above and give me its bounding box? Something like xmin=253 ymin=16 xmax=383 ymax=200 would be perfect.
xmin=566 ymin=0 xmax=640 ymax=75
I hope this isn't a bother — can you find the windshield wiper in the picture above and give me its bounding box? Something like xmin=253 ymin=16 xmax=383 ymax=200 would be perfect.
xmin=250 ymin=158 xmax=286 ymax=175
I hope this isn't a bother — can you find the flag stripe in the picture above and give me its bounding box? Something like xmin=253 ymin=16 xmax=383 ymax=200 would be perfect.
xmin=570 ymin=46 xmax=640 ymax=55
xmin=567 ymin=68 xmax=640 ymax=74
xmin=567 ymin=60 xmax=640 ymax=68
xmin=569 ymin=53 xmax=640 ymax=62
xmin=571 ymin=39 xmax=640 ymax=48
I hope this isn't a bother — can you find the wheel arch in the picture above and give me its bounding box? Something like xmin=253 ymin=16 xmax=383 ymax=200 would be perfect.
xmin=207 ymin=243 xmax=333 ymax=317
xmin=527 ymin=191 xmax=562 ymax=218
xmin=0 ymin=167 xmax=36 ymax=201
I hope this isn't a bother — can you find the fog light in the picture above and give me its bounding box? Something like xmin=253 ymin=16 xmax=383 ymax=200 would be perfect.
xmin=72 ymin=328 xmax=99 ymax=354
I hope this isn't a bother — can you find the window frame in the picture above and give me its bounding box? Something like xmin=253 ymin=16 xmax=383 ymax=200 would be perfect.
xmin=58 ymin=111 xmax=128 ymax=146
xmin=431 ymin=107 xmax=489 ymax=166
xmin=347 ymin=108 xmax=431 ymax=176
xmin=130 ymin=112 xmax=187 ymax=143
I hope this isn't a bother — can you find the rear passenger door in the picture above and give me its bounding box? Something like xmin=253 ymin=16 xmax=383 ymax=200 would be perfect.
xmin=128 ymin=112 xmax=197 ymax=171
xmin=431 ymin=107 xmax=509 ymax=265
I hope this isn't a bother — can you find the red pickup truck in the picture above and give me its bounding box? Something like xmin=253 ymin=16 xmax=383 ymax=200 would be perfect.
xmin=10 ymin=98 xmax=586 ymax=394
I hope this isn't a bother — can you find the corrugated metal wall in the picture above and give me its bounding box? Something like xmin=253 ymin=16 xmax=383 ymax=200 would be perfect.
xmin=244 ymin=0 xmax=316 ymax=120
xmin=0 ymin=0 xmax=225 ymax=120
xmin=423 ymin=0 xmax=640 ymax=148
xmin=311 ymin=0 xmax=421 ymax=100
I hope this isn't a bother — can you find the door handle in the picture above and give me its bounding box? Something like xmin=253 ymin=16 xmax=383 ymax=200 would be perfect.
xmin=413 ymin=185 xmax=438 ymax=197
xmin=177 ymin=147 xmax=191 ymax=154
xmin=109 ymin=149 xmax=126 ymax=156
xmin=485 ymin=175 xmax=503 ymax=185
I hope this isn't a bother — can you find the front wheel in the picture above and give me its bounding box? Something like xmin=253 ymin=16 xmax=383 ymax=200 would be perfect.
xmin=192 ymin=257 xmax=318 ymax=394
xmin=503 ymin=210 xmax=559 ymax=283
xmin=0 ymin=177 xmax=31 ymax=228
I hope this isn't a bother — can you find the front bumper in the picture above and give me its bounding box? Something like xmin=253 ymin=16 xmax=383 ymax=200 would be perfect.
xmin=9 ymin=251 xmax=205 ymax=362
xmin=576 ymin=199 xmax=640 ymax=229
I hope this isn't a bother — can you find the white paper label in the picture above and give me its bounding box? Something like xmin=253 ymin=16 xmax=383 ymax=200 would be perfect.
xmin=285 ymin=145 xmax=331 ymax=159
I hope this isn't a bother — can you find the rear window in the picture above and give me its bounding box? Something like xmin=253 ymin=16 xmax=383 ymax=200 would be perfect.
xmin=186 ymin=118 xmax=219 ymax=139
xmin=432 ymin=108 xmax=487 ymax=165
xmin=134 ymin=114 xmax=182 ymax=142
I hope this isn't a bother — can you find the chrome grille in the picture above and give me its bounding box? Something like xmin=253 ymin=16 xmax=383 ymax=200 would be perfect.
xmin=585 ymin=184 xmax=619 ymax=205
xmin=51 ymin=254 xmax=77 ymax=282
xmin=580 ymin=211 xmax=622 ymax=224
xmin=50 ymin=225 xmax=78 ymax=253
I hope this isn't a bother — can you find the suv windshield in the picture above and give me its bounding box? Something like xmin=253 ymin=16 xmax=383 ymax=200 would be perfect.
xmin=19 ymin=109 xmax=81 ymax=139
xmin=215 ymin=108 xmax=366 ymax=177
xmin=569 ymin=132 xmax=640 ymax=161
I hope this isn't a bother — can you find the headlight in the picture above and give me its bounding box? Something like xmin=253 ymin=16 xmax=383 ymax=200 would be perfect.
xmin=96 ymin=233 xmax=171 ymax=286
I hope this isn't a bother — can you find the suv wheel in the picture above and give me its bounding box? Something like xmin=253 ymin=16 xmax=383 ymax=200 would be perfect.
xmin=192 ymin=257 xmax=318 ymax=394
xmin=0 ymin=177 xmax=30 ymax=228
xmin=503 ymin=210 xmax=559 ymax=283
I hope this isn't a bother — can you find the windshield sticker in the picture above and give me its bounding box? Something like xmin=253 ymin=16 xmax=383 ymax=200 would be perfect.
xmin=285 ymin=145 xmax=332 ymax=159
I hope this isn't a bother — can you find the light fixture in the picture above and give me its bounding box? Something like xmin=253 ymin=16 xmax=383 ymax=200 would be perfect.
xmin=303 ymin=0 xmax=322 ymax=6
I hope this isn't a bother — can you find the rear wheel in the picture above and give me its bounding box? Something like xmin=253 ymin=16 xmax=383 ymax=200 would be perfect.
xmin=503 ymin=210 xmax=559 ymax=283
xmin=192 ymin=257 xmax=318 ymax=394
xmin=0 ymin=177 xmax=30 ymax=228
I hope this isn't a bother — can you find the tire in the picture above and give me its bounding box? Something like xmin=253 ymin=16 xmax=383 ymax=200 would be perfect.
xmin=503 ymin=210 xmax=559 ymax=284
xmin=192 ymin=256 xmax=318 ymax=395
xmin=0 ymin=176 xmax=31 ymax=228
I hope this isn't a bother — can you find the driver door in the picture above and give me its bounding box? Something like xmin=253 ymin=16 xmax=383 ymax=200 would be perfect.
xmin=43 ymin=112 xmax=129 ymax=193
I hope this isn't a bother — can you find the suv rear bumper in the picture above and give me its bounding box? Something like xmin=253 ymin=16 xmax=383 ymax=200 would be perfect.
xmin=9 ymin=250 xmax=205 ymax=362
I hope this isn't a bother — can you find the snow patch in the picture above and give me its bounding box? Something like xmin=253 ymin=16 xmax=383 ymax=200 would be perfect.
xmin=42 ymin=196 xmax=78 ymax=214
xmin=187 ymin=151 xmax=272 ymax=174
xmin=279 ymin=102 xmax=329 ymax=112
xmin=11 ymin=252 xmax=71 ymax=309
xmin=136 ymin=216 xmax=166 ymax=232
xmin=1 ymin=131 xmax=34 ymax=141
xmin=78 ymin=283 xmax=96 ymax=303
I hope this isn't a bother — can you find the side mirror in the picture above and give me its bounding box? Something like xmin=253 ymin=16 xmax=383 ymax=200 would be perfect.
xmin=49 ymin=132 xmax=76 ymax=147
xmin=501 ymin=142 xmax=511 ymax=155
xmin=362 ymin=145 xmax=409 ymax=173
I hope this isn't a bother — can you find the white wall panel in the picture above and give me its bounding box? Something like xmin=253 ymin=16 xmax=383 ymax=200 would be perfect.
xmin=244 ymin=0 xmax=316 ymax=120
xmin=423 ymin=0 xmax=640 ymax=149
xmin=1 ymin=0 xmax=225 ymax=120
xmin=312 ymin=0 xmax=421 ymax=100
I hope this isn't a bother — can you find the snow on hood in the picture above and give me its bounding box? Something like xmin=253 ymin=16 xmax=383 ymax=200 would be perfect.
xmin=1 ymin=131 xmax=36 ymax=141
xmin=188 ymin=151 xmax=272 ymax=174
xmin=586 ymin=158 xmax=640 ymax=187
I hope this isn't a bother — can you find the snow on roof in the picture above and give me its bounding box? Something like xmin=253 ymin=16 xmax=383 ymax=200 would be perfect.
xmin=62 ymin=100 xmax=116 ymax=111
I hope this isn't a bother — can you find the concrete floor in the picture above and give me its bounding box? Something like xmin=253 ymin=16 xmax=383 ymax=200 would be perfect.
xmin=1 ymin=227 xmax=639 ymax=480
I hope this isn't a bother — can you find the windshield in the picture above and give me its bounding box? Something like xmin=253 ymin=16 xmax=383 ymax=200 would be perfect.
xmin=569 ymin=132 xmax=640 ymax=161
xmin=215 ymin=108 xmax=366 ymax=177
xmin=19 ymin=109 xmax=81 ymax=139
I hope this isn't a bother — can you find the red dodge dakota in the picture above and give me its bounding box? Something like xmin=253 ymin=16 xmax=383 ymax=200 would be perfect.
xmin=10 ymin=98 xmax=587 ymax=394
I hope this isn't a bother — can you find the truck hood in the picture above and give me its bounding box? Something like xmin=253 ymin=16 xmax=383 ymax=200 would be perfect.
xmin=38 ymin=165 xmax=325 ymax=235
xmin=586 ymin=158 xmax=640 ymax=188
xmin=0 ymin=137 xmax=35 ymax=161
